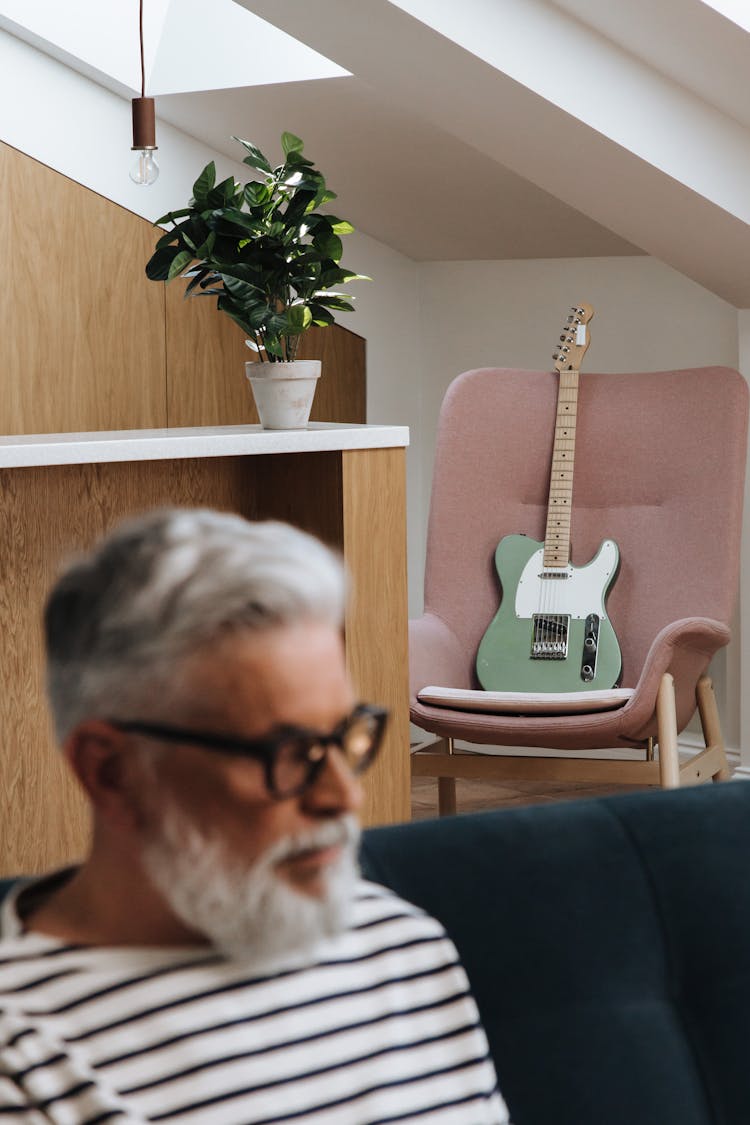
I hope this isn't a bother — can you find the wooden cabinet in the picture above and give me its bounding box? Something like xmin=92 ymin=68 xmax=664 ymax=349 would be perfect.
xmin=0 ymin=427 xmax=410 ymax=875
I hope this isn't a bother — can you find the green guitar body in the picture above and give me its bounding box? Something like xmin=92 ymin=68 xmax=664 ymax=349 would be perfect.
xmin=476 ymin=534 xmax=622 ymax=693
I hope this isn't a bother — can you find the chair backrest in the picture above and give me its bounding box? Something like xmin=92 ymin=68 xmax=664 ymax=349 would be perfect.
xmin=424 ymin=366 xmax=748 ymax=687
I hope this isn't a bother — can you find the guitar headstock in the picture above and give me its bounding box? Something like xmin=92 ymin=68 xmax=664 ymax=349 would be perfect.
xmin=552 ymin=302 xmax=594 ymax=372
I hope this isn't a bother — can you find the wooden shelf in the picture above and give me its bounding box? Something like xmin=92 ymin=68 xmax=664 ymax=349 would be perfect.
xmin=0 ymin=423 xmax=409 ymax=468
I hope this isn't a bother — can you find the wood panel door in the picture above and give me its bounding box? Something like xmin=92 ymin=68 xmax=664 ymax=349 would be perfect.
xmin=0 ymin=142 xmax=167 ymax=435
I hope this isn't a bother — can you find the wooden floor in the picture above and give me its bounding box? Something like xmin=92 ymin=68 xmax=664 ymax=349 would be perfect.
xmin=411 ymin=774 xmax=650 ymax=820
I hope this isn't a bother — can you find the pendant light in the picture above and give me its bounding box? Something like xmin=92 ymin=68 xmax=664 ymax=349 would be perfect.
xmin=130 ymin=0 xmax=159 ymax=185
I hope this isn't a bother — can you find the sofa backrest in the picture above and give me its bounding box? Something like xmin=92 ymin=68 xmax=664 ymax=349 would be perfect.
xmin=361 ymin=782 xmax=750 ymax=1125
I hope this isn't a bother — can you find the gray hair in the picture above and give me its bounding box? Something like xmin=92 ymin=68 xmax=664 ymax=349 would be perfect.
xmin=44 ymin=508 xmax=347 ymax=741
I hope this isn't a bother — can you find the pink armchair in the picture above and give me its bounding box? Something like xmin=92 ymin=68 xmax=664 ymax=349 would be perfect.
xmin=410 ymin=366 xmax=748 ymax=813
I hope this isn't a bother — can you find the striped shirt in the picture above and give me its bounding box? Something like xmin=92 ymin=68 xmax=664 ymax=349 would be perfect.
xmin=0 ymin=877 xmax=507 ymax=1123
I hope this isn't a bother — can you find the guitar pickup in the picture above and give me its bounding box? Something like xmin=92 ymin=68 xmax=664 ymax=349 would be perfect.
xmin=580 ymin=614 xmax=600 ymax=682
xmin=531 ymin=614 xmax=570 ymax=659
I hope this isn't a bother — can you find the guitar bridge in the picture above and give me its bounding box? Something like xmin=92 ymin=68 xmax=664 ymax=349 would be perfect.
xmin=531 ymin=614 xmax=570 ymax=659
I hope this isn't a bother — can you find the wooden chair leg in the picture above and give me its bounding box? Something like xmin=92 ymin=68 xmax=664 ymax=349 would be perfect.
xmin=657 ymin=673 xmax=732 ymax=787
xmin=438 ymin=777 xmax=457 ymax=816
xmin=438 ymin=736 xmax=457 ymax=816
xmin=696 ymin=675 xmax=732 ymax=782
xmin=657 ymin=672 xmax=680 ymax=789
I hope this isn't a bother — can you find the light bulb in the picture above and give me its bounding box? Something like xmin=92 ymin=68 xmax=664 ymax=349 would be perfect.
xmin=130 ymin=147 xmax=159 ymax=186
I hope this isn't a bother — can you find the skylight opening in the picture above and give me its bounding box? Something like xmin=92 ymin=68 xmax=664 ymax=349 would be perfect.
xmin=0 ymin=0 xmax=349 ymax=96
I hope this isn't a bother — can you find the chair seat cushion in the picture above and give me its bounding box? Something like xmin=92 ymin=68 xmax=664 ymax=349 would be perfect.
xmin=417 ymin=684 xmax=634 ymax=714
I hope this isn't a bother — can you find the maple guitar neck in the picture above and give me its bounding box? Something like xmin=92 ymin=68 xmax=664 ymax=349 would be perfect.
xmin=543 ymin=367 xmax=580 ymax=568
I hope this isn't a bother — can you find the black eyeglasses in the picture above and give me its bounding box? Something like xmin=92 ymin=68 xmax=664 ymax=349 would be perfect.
xmin=109 ymin=703 xmax=388 ymax=799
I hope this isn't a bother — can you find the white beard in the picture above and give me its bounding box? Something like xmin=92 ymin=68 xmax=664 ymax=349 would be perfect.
xmin=140 ymin=805 xmax=361 ymax=971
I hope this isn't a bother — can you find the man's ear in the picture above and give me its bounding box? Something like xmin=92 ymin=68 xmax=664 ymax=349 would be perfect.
xmin=63 ymin=721 xmax=149 ymax=831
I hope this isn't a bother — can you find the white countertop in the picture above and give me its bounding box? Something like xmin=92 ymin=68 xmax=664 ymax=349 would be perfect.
xmin=0 ymin=423 xmax=410 ymax=469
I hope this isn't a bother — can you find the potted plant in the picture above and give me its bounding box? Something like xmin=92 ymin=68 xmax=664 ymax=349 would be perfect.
xmin=145 ymin=131 xmax=366 ymax=429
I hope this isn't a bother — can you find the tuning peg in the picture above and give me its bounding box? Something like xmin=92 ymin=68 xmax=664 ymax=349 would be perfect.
xmin=552 ymin=352 xmax=559 ymax=361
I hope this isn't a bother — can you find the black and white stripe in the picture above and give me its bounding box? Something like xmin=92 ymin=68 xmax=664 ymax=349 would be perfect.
xmin=0 ymin=880 xmax=506 ymax=1123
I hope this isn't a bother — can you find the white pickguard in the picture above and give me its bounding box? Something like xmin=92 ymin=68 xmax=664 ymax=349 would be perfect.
xmin=514 ymin=540 xmax=618 ymax=620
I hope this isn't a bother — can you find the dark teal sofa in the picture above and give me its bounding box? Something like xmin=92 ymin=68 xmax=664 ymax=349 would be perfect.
xmin=3 ymin=783 xmax=748 ymax=1124
xmin=361 ymin=781 xmax=750 ymax=1125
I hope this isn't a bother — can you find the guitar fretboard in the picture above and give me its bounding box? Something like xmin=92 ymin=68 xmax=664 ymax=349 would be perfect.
xmin=543 ymin=368 xmax=579 ymax=568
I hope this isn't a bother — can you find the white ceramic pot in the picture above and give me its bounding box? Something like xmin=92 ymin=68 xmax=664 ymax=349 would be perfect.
xmin=245 ymin=359 xmax=322 ymax=430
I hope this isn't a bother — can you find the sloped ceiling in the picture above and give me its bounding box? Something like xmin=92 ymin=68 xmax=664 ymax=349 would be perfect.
xmin=227 ymin=0 xmax=750 ymax=306
xmin=6 ymin=0 xmax=750 ymax=304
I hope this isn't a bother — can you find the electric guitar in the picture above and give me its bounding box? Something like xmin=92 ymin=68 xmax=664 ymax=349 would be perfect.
xmin=475 ymin=303 xmax=622 ymax=693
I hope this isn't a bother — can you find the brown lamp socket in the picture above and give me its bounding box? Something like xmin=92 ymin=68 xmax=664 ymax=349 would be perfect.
xmin=132 ymin=97 xmax=157 ymax=150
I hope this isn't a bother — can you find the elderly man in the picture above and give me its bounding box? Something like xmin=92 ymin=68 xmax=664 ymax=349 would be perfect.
xmin=0 ymin=508 xmax=506 ymax=1123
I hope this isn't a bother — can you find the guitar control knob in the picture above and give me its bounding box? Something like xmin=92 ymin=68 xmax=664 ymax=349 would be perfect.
xmin=584 ymin=636 xmax=596 ymax=650
xmin=581 ymin=664 xmax=594 ymax=682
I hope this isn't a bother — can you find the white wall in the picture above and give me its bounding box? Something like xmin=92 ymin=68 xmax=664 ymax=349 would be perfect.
xmin=345 ymin=231 xmax=422 ymax=611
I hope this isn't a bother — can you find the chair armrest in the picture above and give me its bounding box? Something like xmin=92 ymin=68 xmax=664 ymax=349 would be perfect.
xmin=627 ymin=617 xmax=730 ymax=738
xmin=409 ymin=613 xmax=472 ymax=702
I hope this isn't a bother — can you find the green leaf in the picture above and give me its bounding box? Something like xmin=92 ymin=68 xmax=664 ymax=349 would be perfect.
xmin=313 ymin=294 xmax=355 ymax=312
xmin=216 ymin=302 xmax=252 ymax=337
xmin=221 ymin=274 xmax=260 ymax=302
xmin=313 ymin=231 xmax=343 ymax=261
xmin=167 ymin=249 xmax=194 ymax=280
xmin=285 ymin=304 xmax=313 ymax=332
xmin=219 ymin=176 xmax=239 ymax=200
xmin=244 ymin=181 xmax=272 ymax=207
xmin=153 ymin=207 xmax=193 ymax=227
xmin=307 ymin=303 xmax=336 ymax=327
xmin=282 ymin=191 xmax=317 ymax=230
xmin=198 ymin=271 xmax=221 ymax=287
xmin=281 ymin=131 xmax=304 ymax=156
xmin=318 ymin=266 xmax=356 ymax=287
xmin=248 ymin=306 xmax=273 ymax=331
xmin=283 ymin=150 xmax=314 ymax=168
xmin=155 ymin=231 xmax=178 ymax=250
xmin=213 ymin=262 xmax=264 ymax=285
xmin=145 ymin=245 xmax=181 ymax=280
xmin=183 ymin=268 xmax=213 ymax=296
xmin=264 ymin=336 xmax=285 ymax=359
xmin=195 ymin=231 xmax=216 ymax=259
xmin=192 ymin=162 xmax=216 ymax=203
xmin=232 ymin=136 xmax=273 ymax=174
xmin=205 ymin=178 xmax=241 ymax=209
xmin=329 ymin=218 xmax=355 ymax=236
